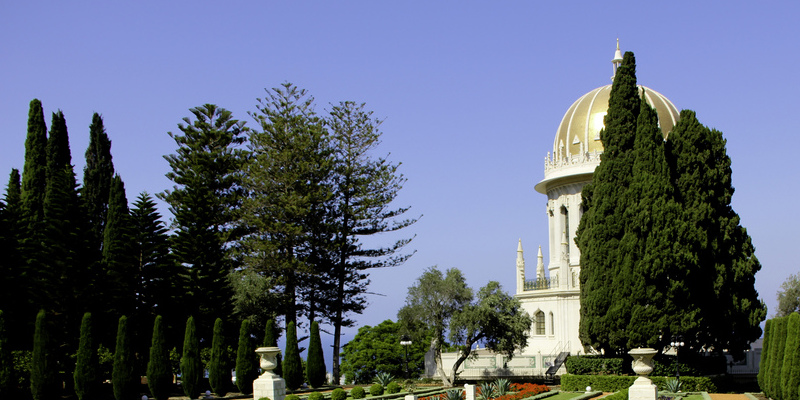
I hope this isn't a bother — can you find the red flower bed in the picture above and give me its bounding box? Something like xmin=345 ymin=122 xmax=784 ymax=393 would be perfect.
xmin=419 ymin=383 xmax=549 ymax=400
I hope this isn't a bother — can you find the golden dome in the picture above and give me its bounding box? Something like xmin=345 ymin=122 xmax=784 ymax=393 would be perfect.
xmin=553 ymin=85 xmax=680 ymax=159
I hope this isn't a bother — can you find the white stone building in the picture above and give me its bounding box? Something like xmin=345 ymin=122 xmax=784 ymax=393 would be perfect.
xmin=428 ymin=41 xmax=681 ymax=380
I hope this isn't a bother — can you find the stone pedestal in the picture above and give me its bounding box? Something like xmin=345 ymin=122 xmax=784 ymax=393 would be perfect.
xmin=628 ymin=348 xmax=657 ymax=400
xmin=463 ymin=384 xmax=475 ymax=400
xmin=404 ymin=395 xmax=417 ymax=400
xmin=254 ymin=347 xmax=285 ymax=400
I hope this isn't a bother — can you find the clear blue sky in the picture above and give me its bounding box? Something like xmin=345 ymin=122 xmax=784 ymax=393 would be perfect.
xmin=3 ymin=1 xmax=798 ymax=365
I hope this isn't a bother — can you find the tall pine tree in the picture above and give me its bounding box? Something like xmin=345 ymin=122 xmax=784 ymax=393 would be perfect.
xmin=1 ymin=170 xmax=23 ymax=347
xmin=160 ymin=104 xmax=247 ymax=338
xmin=104 ymin=175 xmax=137 ymax=323
xmin=81 ymin=113 xmax=114 ymax=252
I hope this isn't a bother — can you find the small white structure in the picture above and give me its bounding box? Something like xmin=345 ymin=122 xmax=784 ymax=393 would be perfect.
xmin=253 ymin=347 xmax=286 ymax=400
xmin=627 ymin=348 xmax=658 ymax=400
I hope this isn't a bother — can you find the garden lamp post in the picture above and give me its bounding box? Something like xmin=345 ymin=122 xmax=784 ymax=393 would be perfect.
xmin=670 ymin=336 xmax=685 ymax=385
xmin=400 ymin=335 xmax=412 ymax=379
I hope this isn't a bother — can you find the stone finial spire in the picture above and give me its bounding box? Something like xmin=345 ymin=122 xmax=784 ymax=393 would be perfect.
xmin=516 ymin=239 xmax=525 ymax=293
xmin=536 ymin=245 xmax=545 ymax=281
xmin=612 ymin=38 xmax=623 ymax=81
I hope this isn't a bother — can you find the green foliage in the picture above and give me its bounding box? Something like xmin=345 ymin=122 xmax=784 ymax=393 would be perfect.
xmin=758 ymin=319 xmax=772 ymax=394
xmin=373 ymin=372 xmax=394 ymax=387
xmin=262 ymin=318 xmax=282 ymax=377
xmin=112 ymin=316 xmax=136 ymax=400
xmin=769 ymin=316 xmax=788 ymax=399
xmin=104 ymin=175 xmax=137 ymax=319
xmin=442 ymin=389 xmax=462 ymax=400
xmin=235 ymin=319 xmax=257 ymax=394
xmin=283 ymin=321 xmax=303 ymax=390
xmin=0 ymin=311 xmax=13 ymax=398
xmin=74 ymin=313 xmax=98 ymax=400
xmin=663 ymin=378 xmax=682 ymax=393
xmin=387 ymin=381 xmax=402 ymax=394
xmin=351 ymin=386 xmax=366 ymax=399
xmin=209 ymin=318 xmax=228 ymax=396
xmin=493 ymin=379 xmax=510 ymax=396
xmin=229 ymin=270 xmax=279 ymax=337
xmin=341 ymin=320 xmax=428 ymax=384
xmin=777 ymin=274 xmax=800 ymax=317
xmin=12 ymin=350 xmax=32 ymax=392
xmin=285 ymin=395 xmax=301 ymax=400
xmin=565 ymin=356 xmax=624 ymax=375
xmin=479 ymin=381 xmax=495 ymax=400
xmin=306 ymin=321 xmax=326 ymax=387
xmin=370 ymin=383 xmax=385 ymax=396
xmin=82 ymin=113 xmax=115 ymax=250
xmin=331 ymin=387 xmax=347 ymax=400
xmin=131 ymin=193 xmax=175 ymax=322
xmin=600 ymin=388 xmax=628 ymax=400
xmin=560 ymin=374 xmax=716 ymax=393
xmin=160 ymin=104 xmax=247 ymax=334
xmin=31 ymin=310 xmax=56 ymax=400
xmin=398 ymin=267 xmax=531 ymax=386
xmin=782 ymin=313 xmax=800 ymax=400
xmin=308 ymin=392 xmax=325 ymax=400
xmin=180 ymin=316 xmax=201 ymax=399
xmin=147 ymin=316 xmax=172 ymax=400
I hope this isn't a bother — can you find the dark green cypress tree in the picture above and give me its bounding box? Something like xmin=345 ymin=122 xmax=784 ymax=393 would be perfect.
xmin=31 ymin=309 xmax=56 ymax=400
xmin=21 ymin=100 xmax=48 ymax=316
xmin=666 ymin=109 xmax=766 ymax=354
xmin=575 ymin=52 xmax=641 ymax=355
xmin=159 ymin=104 xmax=247 ymax=337
xmin=180 ymin=316 xmax=201 ymax=399
xmin=781 ymin=313 xmax=800 ymax=400
xmin=0 ymin=310 xmax=12 ymax=398
xmin=209 ymin=318 xmax=228 ymax=396
xmin=758 ymin=319 xmax=772 ymax=394
xmin=306 ymin=320 xmax=326 ymax=387
xmin=283 ymin=321 xmax=303 ymax=390
xmin=104 ymin=175 xmax=137 ymax=320
xmin=81 ymin=113 xmax=114 ymax=253
xmin=1 ymin=171 xmax=23 ymax=347
xmin=263 ymin=319 xmax=282 ymax=377
xmin=235 ymin=319 xmax=257 ymax=394
xmin=112 ymin=316 xmax=136 ymax=400
xmin=74 ymin=312 xmax=99 ymax=400
xmin=146 ymin=316 xmax=171 ymax=400
xmin=768 ymin=316 xmax=788 ymax=400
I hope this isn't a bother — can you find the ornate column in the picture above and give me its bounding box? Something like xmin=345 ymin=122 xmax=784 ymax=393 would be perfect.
xmin=253 ymin=347 xmax=286 ymax=400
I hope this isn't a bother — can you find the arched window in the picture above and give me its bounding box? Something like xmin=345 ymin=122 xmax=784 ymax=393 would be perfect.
xmin=535 ymin=311 xmax=545 ymax=335
xmin=561 ymin=206 xmax=570 ymax=259
xmin=549 ymin=312 xmax=555 ymax=335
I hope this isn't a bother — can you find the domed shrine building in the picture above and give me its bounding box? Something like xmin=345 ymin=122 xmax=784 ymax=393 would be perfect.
xmin=431 ymin=42 xmax=681 ymax=379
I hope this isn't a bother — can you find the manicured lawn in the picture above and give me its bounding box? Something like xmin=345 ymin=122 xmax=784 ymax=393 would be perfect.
xmin=542 ymin=393 xmax=590 ymax=400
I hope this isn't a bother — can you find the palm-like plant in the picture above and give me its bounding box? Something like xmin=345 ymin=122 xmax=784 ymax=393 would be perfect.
xmin=444 ymin=389 xmax=463 ymax=400
xmin=663 ymin=378 xmax=682 ymax=393
xmin=493 ymin=379 xmax=511 ymax=397
xmin=479 ymin=381 xmax=496 ymax=400
xmin=374 ymin=372 xmax=395 ymax=387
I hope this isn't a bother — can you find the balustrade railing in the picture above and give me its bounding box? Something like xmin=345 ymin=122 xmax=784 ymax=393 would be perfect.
xmin=524 ymin=276 xmax=557 ymax=291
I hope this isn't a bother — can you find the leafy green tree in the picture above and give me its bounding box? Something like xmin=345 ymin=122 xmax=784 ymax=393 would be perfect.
xmin=0 ymin=310 xmax=13 ymax=398
xmin=235 ymin=319 xmax=257 ymax=394
xmin=325 ymin=101 xmax=417 ymax=381
xmin=758 ymin=319 xmax=772 ymax=394
xmin=398 ymin=267 xmax=531 ymax=386
xmin=283 ymin=321 xmax=303 ymax=390
xmin=146 ymin=316 xmax=171 ymax=400
xmin=0 ymin=170 xmax=24 ymax=347
xmin=31 ymin=309 xmax=56 ymax=400
xmin=242 ymin=83 xmax=332 ymax=328
xmin=666 ymin=109 xmax=766 ymax=355
xmin=776 ymin=273 xmax=800 ymax=317
xmin=74 ymin=313 xmax=99 ymax=400
xmin=263 ymin=319 xmax=282 ymax=377
xmin=180 ymin=316 xmax=201 ymax=399
xmin=306 ymin=320 xmax=325 ymax=387
xmin=781 ymin=313 xmax=800 ymax=400
xmin=159 ymin=104 xmax=247 ymax=337
xmin=229 ymin=269 xmax=280 ymax=334
xmin=209 ymin=318 xmax=228 ymax=396
xmin=112 ymin=316 xmax=136 ymax=400
xmin=340 ymin=320 xmax=428 ymax=384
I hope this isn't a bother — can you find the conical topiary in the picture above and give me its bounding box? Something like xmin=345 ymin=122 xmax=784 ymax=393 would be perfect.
xmin=235 ymin=319 xmax=257 ymax=394
xmin=283 ymin=321 xmax=303 ymax=390
xmin=306 ymin=321 xmax=326 ymax=387
xmin=263 ymin=319 xmax=282 ymax=377
xmin=180 ymin=316 xmax=201 ymax=399
xmin=74 ymin=312 xmax=99 ymax=400
xmin=147 ymin=316 xmax=172 ymax=400
xmin=112 ymin=316 xmax=136 ymax=400
xmin=209 ymin=318 xmax=228 ymax=396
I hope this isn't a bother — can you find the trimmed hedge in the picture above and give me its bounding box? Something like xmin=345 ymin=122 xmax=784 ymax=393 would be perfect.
xmin=560 ymin=374 xmax=716 ymax=392
xmin=351 ymin=386 xmax=366 ymax=399
xmin=308 ymin=392 xmax=324 ymax=400
xmin=387 ymin=381 xmax=401 ymax=394
xmin=286 ymin=395 xmax=300 ymax=400
xmin=370 ymin=383 xmax=384 ymax=396
xmin=565 ymin=356 xmax=624 ymax=375
xmin=331 ymin=388 xmax=347 ymax=400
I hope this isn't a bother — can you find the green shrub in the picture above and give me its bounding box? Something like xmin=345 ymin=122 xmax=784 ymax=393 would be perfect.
xmin=370 ymin=383 xmax=384 ymax=396
xmin=443 ymin=389 xmax=462 ymax=400
xmin=147 ymin=316 xmax=172 ymax=400
xmin=351 ymin=386 xmax=366 ymax=399
xmin=112 ymin=315 xmax=136 ymax=400
xmin=560 ymin=374 xmax=635 ymax=392
xmin=31 ymin=310 xmax=56 ymax=400
xmin=180 ymin=316 xmax=201 ymax=399
xmin=285 ymin=394 xmax=301 ymax=400
xmin=209 ymin=318 xmax=228 ymax=396
xmin=387 ymin=381 xmax=402 ymax=394
xmin=73 ymin=312 xmax=98 ymax=400
xmin=601 ymin=388 xmax=628 ymax=400
xmin=331 ymin=388 xmax=347 ymax=400
xmin=307 ymin=322 xmax=326 ymax=387
xmin=236 ymin=319 xmax=257 ymax=395
xmin=283 ymin=322 xmax=303 ymax=390
xmin=565 ymin=355 xmax=625 ymax=375
xmin=258 ymin=397 xmax=272 ymax=400
xmin=308 ymin=392 xmax=325 ymax=400
xmin=374 ymin=372 xmax=394 ymax=387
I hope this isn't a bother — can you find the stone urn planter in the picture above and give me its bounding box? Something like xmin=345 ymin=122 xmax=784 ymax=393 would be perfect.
xmin=627 ymin=348 xmax=658 ymax=400
xmin=256 ymin=346 xmax=281 ymax=374
xmin=254 ymin=347 xmax=285 ymax=400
